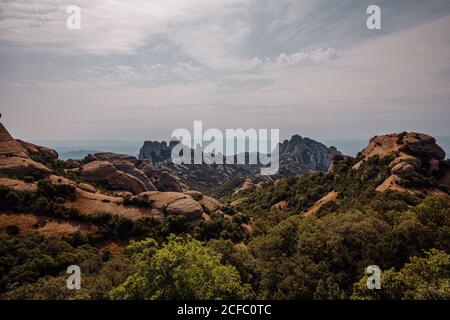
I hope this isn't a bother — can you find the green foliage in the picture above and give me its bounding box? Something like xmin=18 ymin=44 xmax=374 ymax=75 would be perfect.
xmin=37 ymin=181 xmax=77 ymax=201
xmin=122 ymin=195 xmax=154 ymax=208
xmin=0 ymin=232 xmax=99 ymax=292
xmin=193 ymin=212 xmax=249 ymax=243
xmin=246 ymin=193 xmax=450 ymax=299
xmin=110 ymin=236 xmax=252 ymax=300
xmin=352 ymin=249 xmax=450 ymax=300
xmin=1 ymin=255 xmax=134 ymax=300
xmin=0 ymin=150 xmax=449 ymax=300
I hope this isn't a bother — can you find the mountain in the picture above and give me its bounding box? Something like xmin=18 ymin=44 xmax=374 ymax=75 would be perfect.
xmin=1 ymin=124 xmax=449 ymax=300
xmin=0 ymin=122 xmax=228 ymax=226
xmin=138 ymin=135 xmax=340 ymax=196
xmin=228 ymin=131 xmax=450 ymax=219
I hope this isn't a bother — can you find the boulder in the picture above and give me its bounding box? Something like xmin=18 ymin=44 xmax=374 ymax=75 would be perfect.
xmin=183 ymin=190 xmax=203 ymax=201
xmin=199 ymin=196 xmax=221 ymax=212
xmin=359 ymin=132 xmax=445 ymax=161
xmin=402 ymin=133 xmax=445 ymax=160
xmin=0 ymin=123 xmax=28 ymax=158
xmin=389 ymin=154 xmax=421 ymax=169
xmin=114 ymin=161 xmax=157 ymax=191
xmin=0 ymin=156 xmax=52 ymax=176
xmin=391 ymin=162 xmax=416 ymax=175
xmin=375 ymin=175 xmax=408 ymax=193
xmin=156 ymin=171 xmax=183 ymax=192
xmin=81 ymin=161 xmax=118 ymax=179
xmin=78 ymin=183 xmax=96 ymax=193
xmin=81 ymin=161 xmax=148 ymax=195
xmin=355 ymin=132 xmax=449 ymax=195
xmin=138 ymin=191 xmax=204 ymax=221
xmin=166 ymin=198 xmax=203 ymax=221
xmin=17 ymin=139 xmax=59 ymax=161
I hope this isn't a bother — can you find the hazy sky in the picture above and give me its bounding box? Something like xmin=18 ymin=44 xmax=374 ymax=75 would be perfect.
xmin=1 ymin=0 xmax=450 ymax=141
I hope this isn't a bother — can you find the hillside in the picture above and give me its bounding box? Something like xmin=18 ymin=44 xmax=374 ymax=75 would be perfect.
xmin=0 ymin=124 xmax=449 ymax=300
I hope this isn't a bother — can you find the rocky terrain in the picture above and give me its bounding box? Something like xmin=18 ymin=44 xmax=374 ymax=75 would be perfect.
xmin=229 ymin=131 xmax=450 ymax=219
xmin=352 ymin=132 xmax=450 ymax=195
xmin=139 ymin=135 xmax=340 ymax=195
xmin=0 ymin=122 xmax=229 ymax=239
xmin=1 ymin=123 xmax=449 ymax=301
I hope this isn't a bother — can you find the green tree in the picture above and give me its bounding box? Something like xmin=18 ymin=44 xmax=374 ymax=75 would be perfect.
xmin=352 ymin=249 xmax=450 ymax=300
xmin=110 ymin=236 xmax=252 ymax=300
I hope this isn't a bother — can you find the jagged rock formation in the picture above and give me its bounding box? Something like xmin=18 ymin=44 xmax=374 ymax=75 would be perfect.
xmin=138 ymin=135 xmax=340 ymax=195
xmin=279 ymin=135 xmax=339 ymax=172
xmin=0 ymin=123 xmax=54 ymax=177
xmin=139 ymin=140 xmax=178 ymax=163
xmin=0 ymin=122 xmax=238 ymax=231
xmin=79 ymin=152 xmax=186 ymax=195
xmin=353 ymin=132 xmax=450 ymax=195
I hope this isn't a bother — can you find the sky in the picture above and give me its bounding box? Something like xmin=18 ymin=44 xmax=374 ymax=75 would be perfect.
xmin=1 ymin=0 xmax=450 ymax=142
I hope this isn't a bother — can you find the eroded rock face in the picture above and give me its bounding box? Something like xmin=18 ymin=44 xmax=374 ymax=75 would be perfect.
xmin=135 ymin=190 xmax=223 ymax=221
xmin=17 ymin=140 xmax=59 ymax=161
xmin=0 ymin=123 xmax=54 ymax=177
xmin=138 ymin=135 xmax=340 ymax=194
xmin=113 ymin=161 xmax=157 ymax=191
xmin=81 ymin=161 xmax=149 ymax=195
xmin=391 ymin=162 xmax=416 ymax=175
xmin=78 ymin=151 xmax=183 ymax=194
xmin=0 ymin=123 xmax=28 ymax=158
xmin=166 ymin=198 xmax=203 ymax=220
xmin=78 ymin=183 xmax=96 ymax=193
xmin=389 ymin=155 xmax=421 ymax=170
xmin=200 ymin=196 xmax=221 ymax=212
xmin=156 ymin=171 xmax=183 ymax=192
xmin=137 ymin=191 xmax=206 ymax=221
xmin=354 ymin=132 xmax=450 ymax=194
xmin=358 ymin=133 xmax=445 ymax=162
xmin=279 ymin=135 xmax=340 ymax=171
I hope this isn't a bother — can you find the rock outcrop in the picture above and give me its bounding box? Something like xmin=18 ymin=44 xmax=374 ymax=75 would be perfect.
xmin=139 ymin=140 xmax=178 ymax=163
xmin=0 ymin=123 xmax=54 ymax=177
xmin=156 ymin=171 xmax=183 ymax=192
xmin=138 ymin=135 xmax=340 ymax=195
xmin=17 ymin=139 xmax=59 ymax=162
xmin=81 ymin=160 xmax=152 ymax=195
xmin=279 ymin=135 xmax=339 ymax=172
xmin=354 ymin=132 xmax=450 ymax=195
xmin=78 ymin=152 xmax=186 ymax=195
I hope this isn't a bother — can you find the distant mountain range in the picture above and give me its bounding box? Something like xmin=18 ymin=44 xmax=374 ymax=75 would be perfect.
xmin=33 ymin=137 xmax=450 ymax=162
xmin=138 ymin=135 xmax=340 ymax=195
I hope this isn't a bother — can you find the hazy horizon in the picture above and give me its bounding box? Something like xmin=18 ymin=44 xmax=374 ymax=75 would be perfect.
xmin=27 ymin=135 xmax=450 ymax=160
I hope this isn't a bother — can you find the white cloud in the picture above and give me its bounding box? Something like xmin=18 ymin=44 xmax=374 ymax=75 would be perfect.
xmin=1 ymin=1 xmax=450 ymax=140
xmin=274 ymin=48 xmax=337 ymax=65
xmin=0 ymin=0 xmax=252 ymax=58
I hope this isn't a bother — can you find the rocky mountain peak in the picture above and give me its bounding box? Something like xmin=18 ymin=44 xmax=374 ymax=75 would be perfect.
xmin=0 ymin=123 xmax=28 ymax=158
xmin=353 ymin=132 xmax=449 ymax=195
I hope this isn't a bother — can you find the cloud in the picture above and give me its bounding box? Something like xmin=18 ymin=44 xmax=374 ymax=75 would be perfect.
xmin=0 ymin=0 xmax=252 ymax=57
xmin=274 ymin=48 xmax=338 ymax=65
xmin=1 ymin=1 xmax=450 ymax=140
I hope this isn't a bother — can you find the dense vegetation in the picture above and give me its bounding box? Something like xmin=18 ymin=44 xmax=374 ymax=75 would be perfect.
xmin=0 ymin=154 xmax=449 ymax=300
